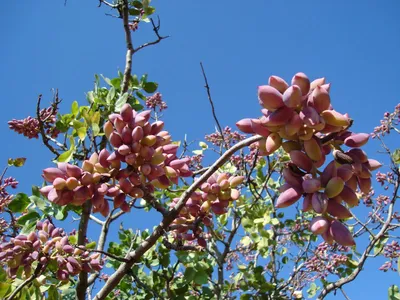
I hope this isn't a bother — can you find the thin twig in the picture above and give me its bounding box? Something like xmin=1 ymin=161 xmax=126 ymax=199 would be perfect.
xmin=200 ymin=62 xmax=228 ymax=150
xmin=36 ymin=94 xmax=60 ymax=156
xmin=75 ymin=246 xmax=129 ymax=263
xmin=89 ymin=214 xmax=105 ymax=226
xmin=98 ymin=0 xmax=119 ymax=8
xmin=340 ymin=287 xmax=351 ymax=300
xmin=133 ymin=17 xmax=170 ymax=53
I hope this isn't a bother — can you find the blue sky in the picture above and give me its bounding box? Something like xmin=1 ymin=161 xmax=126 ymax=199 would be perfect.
xmin=1 ymin=0 xmax=400 ymax=298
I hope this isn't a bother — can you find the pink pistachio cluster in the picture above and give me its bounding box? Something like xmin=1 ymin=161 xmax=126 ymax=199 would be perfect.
xmin=379 ymin=240 xmax=400 ymax=272
xmin=168 ymin=172 xmax=244 ymax=247
xmin=236 ymin=73 xmax=382 ymax=246
xmin=372 ymin=103 xmax=400 ymax=138
xmin=304 ymin=242 xmax=349 ymax=281
xmin=230 ymin=142 xmax=259 ymax=169
xmin=104 ymin=103 xmax=192 ymax=184
xmin=40 ymin=103 xmax=192 ymax=215
xmin=40 ymin=154 xmax=120 ymax=217
xmin=8 ymin=106 xmax=59 ymax=139
xmin=205 ymin=126 xmax=246 ymax=147
xmin=0 ymin=176 xmax=18 ymax=211
xmin=0 ymin=220 xmax=101 ymax=280
xmin=145 ymin=92 xmax=168 ymax=111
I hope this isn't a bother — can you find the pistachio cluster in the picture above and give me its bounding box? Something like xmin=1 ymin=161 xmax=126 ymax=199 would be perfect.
xmin=236 ymin=73 xmax=381 ymax=246
xmin=0 ymin=220 xmax=101 ymax=280
xmin=40 ymin=103 xmax=192 ymax=216
xmin=169 ymin=173 xmax=244 ymax=247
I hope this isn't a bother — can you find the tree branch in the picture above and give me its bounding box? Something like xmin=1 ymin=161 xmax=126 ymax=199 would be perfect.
xmin=200 ymin=62 xmax=228 ymax=150
xmin=98 ymin=0 xmax=119 ymax=9
xmin=133 ymin=17 xmax=169 ymax=53
xmin=76 ymin=200 xmax=92 ymax=300
xmin=121 ymin=0 xmax=133 ymax=94
xmin=93 ymin=135 xmax=263 ymax=299
xmin=76 ymin=246 xmax=129 ymax=263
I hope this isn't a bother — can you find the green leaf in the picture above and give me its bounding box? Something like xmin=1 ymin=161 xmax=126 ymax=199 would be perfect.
xmin=101 ymin=75 xmax=112 ymax=86
xmin=271 ymin=218 xmax=280 ymax=226
xmin=76 ymin=127 xmax=87 ymax=141
xmin=57 ymin=148 xmax=75 ymax=163
xmin=0 ymin=268 xmax=7 ymax=281
xmin=8 ymin=157 xmax=26 ymax=167
xmin=61 ymin=289 xmax=76 ymax=300
xmin=389 ymin=285 xmax=400 ymax=300
xmin=86 ymin=241 xmax=96 ymax=249
xmin=374 ymin=236 xmax=389 ymax=255
xmin=110 ymin=78 xmax=121 ymax=89
xmin=142 ymin=0 xmax=150 ymax=9
xmin=131 ymin=74 xmax=139 ymax=88
xmin=8 ymin=193 xmax=30 ymax=212
xmin=115 ymin=93 xmax=129 ymax=112
xmin=393 ymin=149 xmax=400 ymax=164
xmin=253 ymin=218 xmax=264 ymax=224
xmin=144 ymin=6 xmax=155 ymax=15
xmin=192 ymin=150 xmax=203 ymax=155
xmin=132 ymin=1 xmax=143 ymax=8
xmin=48 ymin=285 xmax=60 ymax=300
xmin=307 ymin=282 xmax=319 ymax=298
xmin=29 ymin=195 xmax=46 ymax=210
xmin=86 ymin=91 xmax=95 ymax=103
xmin=68 ymin=235 xmax=77 ymax=245
xmin=32 ymin=185 xmax=40 ymax=197
xmin=20 ymin=219 xmax=37 ymax=235
xmin=71 ymin=101 xmax=79 ymax=116
xmin=184 ymin=267 xmax=196 ymax=282
xmin=106 ymin=87 xmax=116 ymax=105
xmin=0 ymin=282 xmax=10 ymax=298
xmin=54 ymin=206 xmax=68 ymax=220
xmin=91 ymin=111 xmax=101 ymax=125
xmin=241 ymin=236 xmax=252 ymax=246
xmin=17 ymin=211 xmax=40 ymax=225
xmin=55 ymin=120 xmax=69 ymax=132
xmin=199 ymin=142 xmax=208 ymax=149
xmin=135 ymin=91 xmax=147 ymax=101
xmin=129 ymin=8 xmax=141 ymax=15
xmin=143 ymin=82 xmax=158 ymax=93
xmin=140 ymin=74 xmax=148 ymax=84
xmin=92 ymin=123 xmax=100 ymax=136
xmin=194 ymin=269 xmax=208 ymax=285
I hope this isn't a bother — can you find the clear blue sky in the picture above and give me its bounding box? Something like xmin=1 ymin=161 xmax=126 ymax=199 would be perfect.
xmin=1 ymin=1 xmax=399 ymax=299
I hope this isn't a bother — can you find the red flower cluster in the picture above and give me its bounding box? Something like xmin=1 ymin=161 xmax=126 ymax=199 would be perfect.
xmin=8 ymin=106 xmax=59 ymax=139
